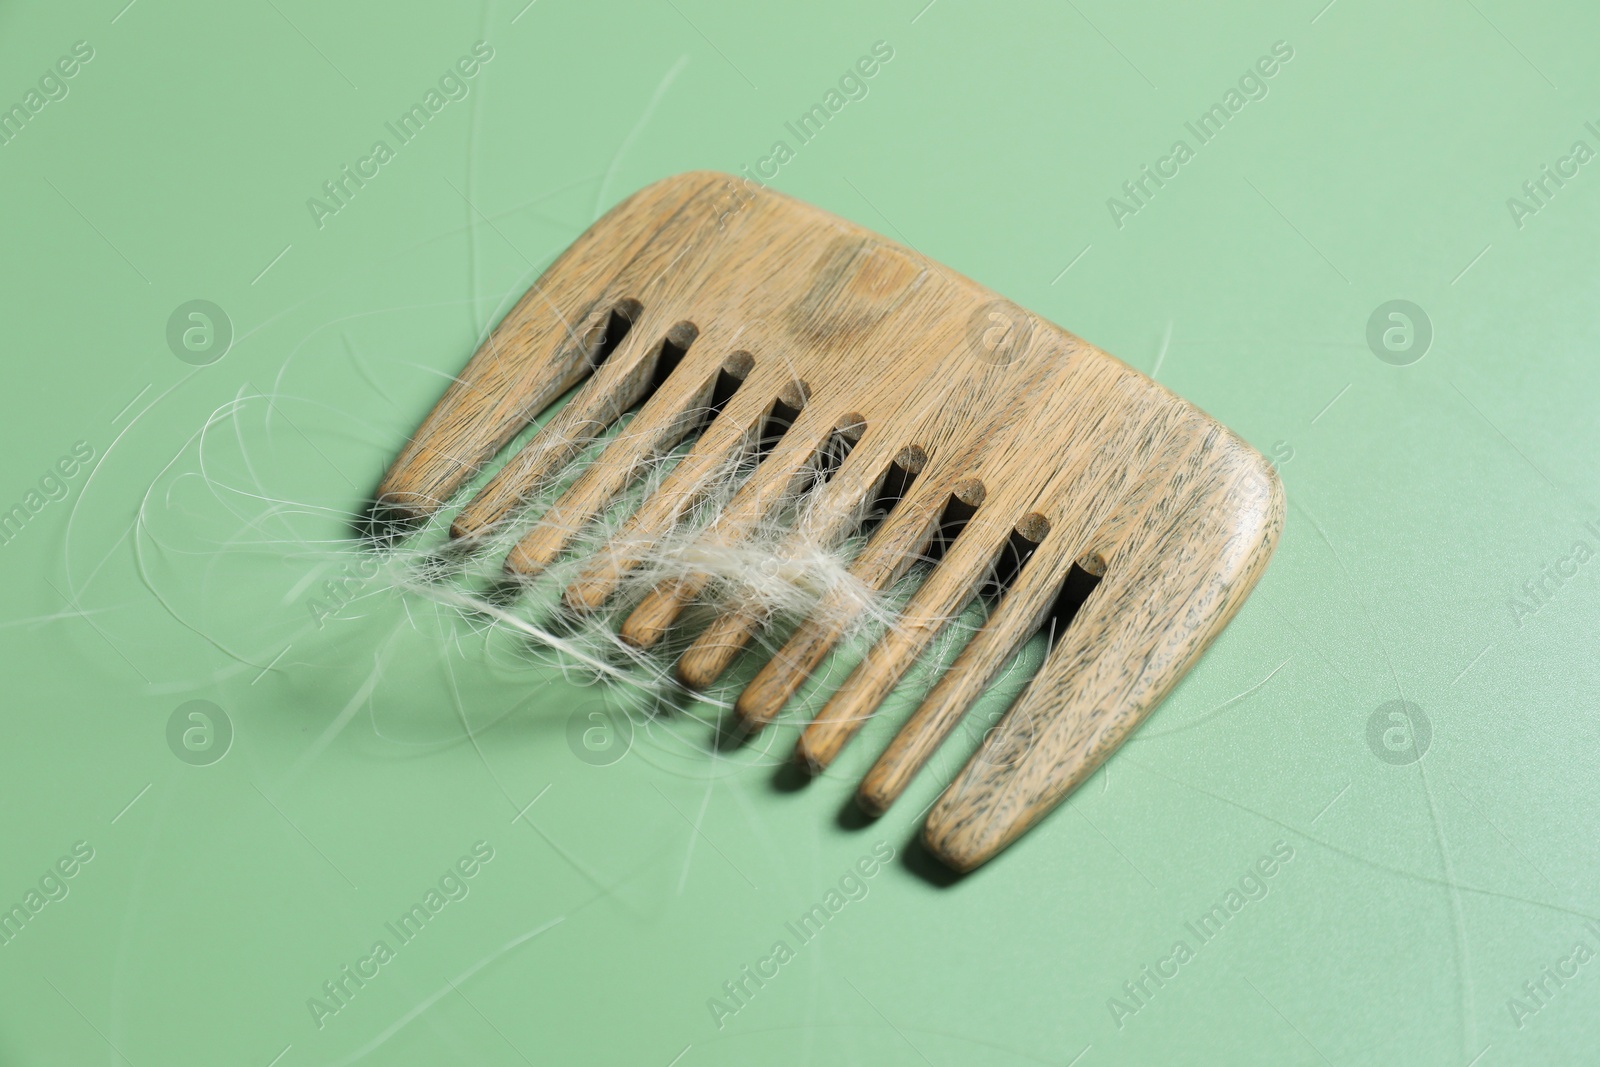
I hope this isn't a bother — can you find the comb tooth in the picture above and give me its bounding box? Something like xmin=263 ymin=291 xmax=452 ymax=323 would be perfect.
xmin=676 ymin=605 xmax=765 ymax=687
xmin=618 ymin=580 xmax=695 ymax=648
xmin=373 ymin=174 xmax=727 ymax=525
xmin=375 ymin=297 xmax=631 ymax=524
xmin=451 ymin=318 xmax=696 ymax=543
xmin=792 ymin=508 xmax=1014 ymax=772
xmin=857 ymin=527 xmax=1087 ymax=816
xmin=501 ymin=347 xmax=749 ymax=576
xmin=619 ymin=400 xmax=833 ymax=649
xmin=674 ymin=439 xmax=915 ymax=687
xmin=733 ymin=475 xmax=978 ymax=727
xmin=733 ymin=609 xmax=856 ymax=729
xmin=560 ymin=384 xmax=777 ymax=613
xmin=921 ymin=434 xmax=1285 ymax=872
xmin=858 ymin=399 xmax=1190 ymax=811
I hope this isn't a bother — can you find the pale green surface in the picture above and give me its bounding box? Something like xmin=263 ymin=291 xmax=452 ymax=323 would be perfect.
xmin=2 ymin=0 xmax=1599 ymax=1064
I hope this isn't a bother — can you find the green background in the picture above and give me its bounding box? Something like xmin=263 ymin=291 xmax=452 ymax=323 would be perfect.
xmin=2 ymin=0 xmax=1598 ymax=1063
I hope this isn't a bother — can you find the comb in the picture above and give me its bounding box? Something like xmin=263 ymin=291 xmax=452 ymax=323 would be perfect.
xmin=370 ymin=172 xmax=1283 ymax=871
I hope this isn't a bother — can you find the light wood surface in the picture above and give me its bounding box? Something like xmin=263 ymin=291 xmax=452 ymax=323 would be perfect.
xmin=372 ymin=171 xmax=1284 ymax=872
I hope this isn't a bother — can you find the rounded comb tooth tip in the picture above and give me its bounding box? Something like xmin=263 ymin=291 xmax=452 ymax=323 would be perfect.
xmin=503 ymin=524 xmax=569 ymax=579
xmin=854 ymin=779 xmax=892 ymax=818
xmin=618 ymin=584 xmax=687 ymax=649
xmin=919 ymin=807 xmax=1002 ymax=875
xmin=732 ymin=652 xmax=812 ymax=726
xmin=448 ymin=513 xmax=488 ymax=544
xmin=561 ymin=574 xmax=614 ymax=615
xmin=677 ymin=609 xmax=759 ymax=687
xmin=793 ymin=710 xmax=855 ymax=774
xmin=732 ymin=688 xmax=766 ymax=725
xmin=358 ymin=492 xmax=441 ymax=547
xmin=733 ymin=607 xmax=855 ymax=729
xmin=792 ymin=734 xmax=830 ymax=778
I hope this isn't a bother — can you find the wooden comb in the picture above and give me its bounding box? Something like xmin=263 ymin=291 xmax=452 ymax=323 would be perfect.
xmin=371 ymin=172 xmax=1283 ymax=871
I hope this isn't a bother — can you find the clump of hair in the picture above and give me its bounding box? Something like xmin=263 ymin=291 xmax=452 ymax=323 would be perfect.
xmin=375 ymin=409 xmax=927 ymax=736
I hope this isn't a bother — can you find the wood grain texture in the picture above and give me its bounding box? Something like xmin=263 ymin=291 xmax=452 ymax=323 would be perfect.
xmin=371 ymin=171 xmax=1284 ymax=872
